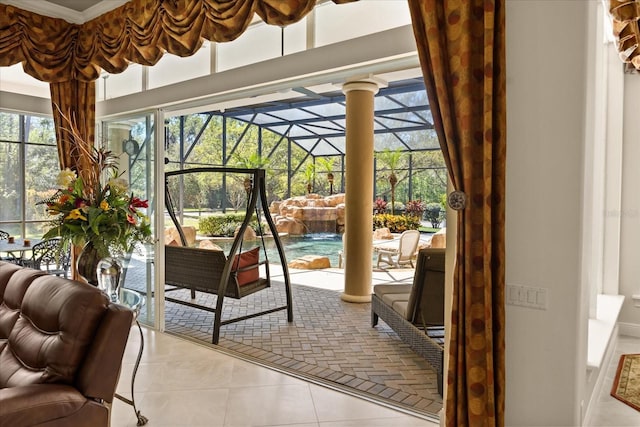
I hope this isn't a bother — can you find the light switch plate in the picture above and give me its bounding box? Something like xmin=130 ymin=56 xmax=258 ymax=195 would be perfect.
xmin=506 ymin=284 xmax=548 ymax=310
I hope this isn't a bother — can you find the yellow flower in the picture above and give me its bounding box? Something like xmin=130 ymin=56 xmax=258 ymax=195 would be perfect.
xmin=100 ymin=200 xmax=110 ymax=211
xmin=56 ymin=168 xmax=77 ymax=188
xmin=65 ymin=209 xmax=87 ymax=221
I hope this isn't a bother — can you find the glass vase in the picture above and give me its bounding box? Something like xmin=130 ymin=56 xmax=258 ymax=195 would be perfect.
xmin=96 ymin=257 xmax=123 ymax=303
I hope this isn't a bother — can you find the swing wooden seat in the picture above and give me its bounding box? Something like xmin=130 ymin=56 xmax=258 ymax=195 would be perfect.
xmin=164 ymin=167 xmax=293 ymax=344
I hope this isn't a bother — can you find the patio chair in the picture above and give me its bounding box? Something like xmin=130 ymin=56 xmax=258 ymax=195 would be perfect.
xmin=21 ymin=238 xmax=71 ymax=278
xmin=0 ymin=229 xmax=21 ymax=264
xmin=376 ymin=229 xmax=421 ymax=269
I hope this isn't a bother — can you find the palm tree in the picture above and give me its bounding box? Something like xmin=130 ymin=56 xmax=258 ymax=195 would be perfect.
xmin=316 ymin=157 xmax=335 ymax=195
xmin=233 ymin=152 xmax=270 ymax=195
xmin=303 ymin=162 xmax=315 ymax=194
xmin=377 ymin=148 xmax=403 ymax=214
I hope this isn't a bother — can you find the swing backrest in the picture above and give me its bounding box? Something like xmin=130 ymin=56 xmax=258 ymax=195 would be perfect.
xmin=165 ymin=245 xmax=269 ymax=299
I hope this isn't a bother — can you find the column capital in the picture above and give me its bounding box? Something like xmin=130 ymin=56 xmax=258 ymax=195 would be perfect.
xmin=342 ymin=78 xmax=384 ymax=95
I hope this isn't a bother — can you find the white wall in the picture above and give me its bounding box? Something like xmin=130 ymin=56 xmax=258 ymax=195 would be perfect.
xmin=619 ymin=74 xmax=640 ymax=329
xmin=505 ymin=1 xmax=589 ymax=425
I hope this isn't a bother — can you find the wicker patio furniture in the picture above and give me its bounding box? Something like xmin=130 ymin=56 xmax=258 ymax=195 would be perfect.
xmin=371 ymin=247 xmax=445 ymax=395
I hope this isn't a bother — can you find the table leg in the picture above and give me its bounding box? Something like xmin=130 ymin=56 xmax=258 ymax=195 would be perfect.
xmin=115 ymin=320 xmax=148 ymax=426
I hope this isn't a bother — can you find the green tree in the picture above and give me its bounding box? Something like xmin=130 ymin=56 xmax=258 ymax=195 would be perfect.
xmin=376 ymin=148 xmax=403 ymax=214
xmin=316 ymin=156 xmax=335 ymax=195
xmin=303 ymin=162 xmax=315 ymax=194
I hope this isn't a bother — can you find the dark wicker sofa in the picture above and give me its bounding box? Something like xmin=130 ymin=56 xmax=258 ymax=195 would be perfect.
xmin=371 ymin=248 xmax=446 ymax=395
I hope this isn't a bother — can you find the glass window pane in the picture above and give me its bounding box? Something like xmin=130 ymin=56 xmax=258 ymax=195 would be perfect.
xmin=283 ymin=18 xmax=307 ymax=55
xmin=101 ymin=64 xmax=143 ymax=100
xmin=315 ymin=0 xmax=411 ymax=47
xmin=24 ymin=143 xmax=59 ymax=222
xmin=217 ymin=23 xmax=282 ymax=72
xmin=103 ymin=114 xmax=156 ymax=327
xmin=1 ymin=224 xmax=22 ymax=239
xmin=0 ymin=141 xmax=21 ymax=223
xmin=0 ymin=64 xmax=50 ymax=98
xmin=149 ymin=43 xmax=211 ymax=89
xmin=25 ymin=116 xmax=56 ymax=144
xmin=0 ymin=112 xmax=21 ymax=141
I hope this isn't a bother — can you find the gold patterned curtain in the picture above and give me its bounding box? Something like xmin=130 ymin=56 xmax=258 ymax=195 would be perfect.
xmin=0 ymin=0 xmax=351 ymax=167
xmin=50 ymin=81 xmax=96 ymax=170
xmin=608 ymin=0 xmax=640 ymax=71
xmin=408 ymin=1 xmax=506 ymax=426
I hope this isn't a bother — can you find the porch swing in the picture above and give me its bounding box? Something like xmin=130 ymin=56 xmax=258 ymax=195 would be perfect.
xmin=164 ymin=167 xmax=293 ymax=344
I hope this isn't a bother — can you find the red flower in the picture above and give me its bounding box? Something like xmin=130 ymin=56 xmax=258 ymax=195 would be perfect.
xmin=74 ymin=198 xmax=87 ymax=208
xmin=127 ymin=214 xmax=136 ymax=225
xmin=130 ymin=197 xmax=149 ymax=209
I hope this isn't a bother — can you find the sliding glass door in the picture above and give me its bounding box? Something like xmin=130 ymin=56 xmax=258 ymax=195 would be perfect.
xmin=101 ymin=113 xmax=156 ymax=327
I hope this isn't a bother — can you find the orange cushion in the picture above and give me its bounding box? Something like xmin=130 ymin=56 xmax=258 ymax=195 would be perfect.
xmin=232 ymin=247 xmax=260 ymax=286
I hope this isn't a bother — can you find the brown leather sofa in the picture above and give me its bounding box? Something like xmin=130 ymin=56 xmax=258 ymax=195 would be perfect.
xmin=0 ymin=261 xmax=134 ymax=426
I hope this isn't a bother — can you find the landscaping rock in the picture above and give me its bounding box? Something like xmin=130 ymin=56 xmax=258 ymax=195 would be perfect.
xmin=288 ymin=255 xmax=331 ymax=270
xmin=165 ymin=226 xmax=197 ymax=246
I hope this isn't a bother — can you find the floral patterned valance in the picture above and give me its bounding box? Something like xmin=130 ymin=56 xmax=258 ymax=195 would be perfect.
xmin=0 ymin=0 xmax=354 ymax=83
xmin=608 ymin=0 xmax=640 ymax=71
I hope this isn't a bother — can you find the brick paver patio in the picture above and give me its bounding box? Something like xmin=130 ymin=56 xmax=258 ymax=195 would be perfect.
xmin=124 ymin=261 xmax=443 ymax=418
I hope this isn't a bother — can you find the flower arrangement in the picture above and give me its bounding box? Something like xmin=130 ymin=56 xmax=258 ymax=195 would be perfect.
xmin=39 ymin=109 xmax=152 ymax=261
xmin=40 ymin=161 xmax=152 ymax=259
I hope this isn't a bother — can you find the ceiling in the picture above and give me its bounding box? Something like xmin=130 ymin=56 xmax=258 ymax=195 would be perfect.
xmin=0 ymin=0 xmax=127 ymax=23
xmin=45 ymin=0 xmax=104 ymax=12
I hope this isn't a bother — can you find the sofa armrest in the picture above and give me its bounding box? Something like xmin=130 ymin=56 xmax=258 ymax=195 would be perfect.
xmin=0 ymin=383 xmax=107 ymax=426
xmin=77 ymin=303 xmax=134 ymax=402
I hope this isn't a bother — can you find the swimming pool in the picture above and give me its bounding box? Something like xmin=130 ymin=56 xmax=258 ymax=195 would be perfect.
xmin=214 ymin=233 xmax=344 ymax=268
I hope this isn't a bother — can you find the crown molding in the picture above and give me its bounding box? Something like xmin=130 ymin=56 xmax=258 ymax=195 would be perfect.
xmin=0 ymin=0 xmax=127 ymax=24
xmin=81 ymin=0 xmax=129 ymax=22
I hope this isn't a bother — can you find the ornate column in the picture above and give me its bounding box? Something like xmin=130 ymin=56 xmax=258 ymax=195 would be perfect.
xmin=341 ymin=80 xmax=380 ymax=302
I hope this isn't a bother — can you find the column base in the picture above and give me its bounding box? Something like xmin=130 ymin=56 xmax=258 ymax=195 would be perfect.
xmin=340 ymin=293 xmax=372 ymax=303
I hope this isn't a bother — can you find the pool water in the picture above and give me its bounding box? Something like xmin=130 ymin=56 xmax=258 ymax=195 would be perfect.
xmin=215 ymin=233 xmax=344 ymax=268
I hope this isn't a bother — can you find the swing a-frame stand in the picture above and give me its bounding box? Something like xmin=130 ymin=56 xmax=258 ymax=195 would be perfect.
xmin=164 ymin=167 xmax=293 ymax=344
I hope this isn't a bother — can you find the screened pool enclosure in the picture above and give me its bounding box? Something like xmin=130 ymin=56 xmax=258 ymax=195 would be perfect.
xmin=163 ymin=77 xmax=447 ymax=215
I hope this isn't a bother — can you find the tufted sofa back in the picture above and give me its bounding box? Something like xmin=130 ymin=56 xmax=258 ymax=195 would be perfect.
xmin=0 ymin=261 xmax=134 ymax=426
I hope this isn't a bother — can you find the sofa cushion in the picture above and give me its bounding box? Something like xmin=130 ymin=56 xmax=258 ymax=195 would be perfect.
xmin=0 ymin=265 xmax=45 ymax=341
xmin=373 ymin=284 xmax=412 ymax=320
xmin=0 ymin=383 xmax=95 ymax=426
xmin=373 ymin=284 xmax=412 ymax=298
xmin=0 ymin=275 xmax=109 ymax=388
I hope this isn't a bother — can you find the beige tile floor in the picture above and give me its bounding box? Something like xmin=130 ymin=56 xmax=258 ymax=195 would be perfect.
xmin=112 ymin=329 xmax=639 ymax=427
xmin=114 ymin=265 xmax=637 ymax=426
xmin=585 ymin=335 xmax=640 ymax=427
xmin=111 ymin=327 xmax=439 ymax=427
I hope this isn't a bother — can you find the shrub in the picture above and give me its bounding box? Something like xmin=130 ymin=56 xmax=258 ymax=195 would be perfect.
xmin=373 ymin=214 xmax=420 ymax=233
xmin=384 ymin=201 xmax=405 ymax=214
xmin=198 ymin=213 xmax=258 ymax=237
xmin=405 ymin=199 xmax=426 ymax=218
xmin=373 ymin=198 xmax=387 ymax=214
xmin=423 ymin=203 xmax=443 ymax=228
